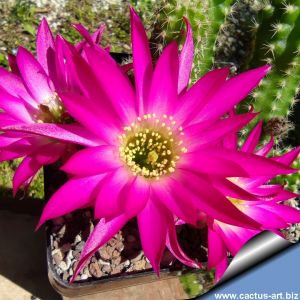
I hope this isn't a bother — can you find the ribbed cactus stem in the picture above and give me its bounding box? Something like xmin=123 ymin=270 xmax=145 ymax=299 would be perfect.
xmin=233 ymin=0 xmax=300 ymax=143
xmin=149 ymin=0 xmax=233 ymax=82
xmin=214 ymin=0 xmax=266 ymax=72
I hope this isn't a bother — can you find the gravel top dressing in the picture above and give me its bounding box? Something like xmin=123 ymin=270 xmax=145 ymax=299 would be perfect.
xmin=49 ymin=209 xmax=208 ymax=283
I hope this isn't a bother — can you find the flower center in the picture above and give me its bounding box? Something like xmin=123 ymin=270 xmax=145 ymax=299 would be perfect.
xmin=36 ymin=93 xmax=72 ymax=124
xmin=119 ymin=114 xmax=187 ymax=179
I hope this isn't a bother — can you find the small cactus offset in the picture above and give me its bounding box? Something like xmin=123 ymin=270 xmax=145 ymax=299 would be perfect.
xmin=148 ymin=0 xmax=233 ymax=82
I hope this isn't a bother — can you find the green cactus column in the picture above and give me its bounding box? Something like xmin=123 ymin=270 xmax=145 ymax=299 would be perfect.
xmin=248 ymin=0 xmax=300 ymax=134
xmin=214 ymin=0 xmax=267 ymax=72
xmin=148 ymin=0 xmax=234 ymax=82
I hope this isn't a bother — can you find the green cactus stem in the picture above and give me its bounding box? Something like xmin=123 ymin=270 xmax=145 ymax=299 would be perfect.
xmin=148 ymin=0 xmax=233 ymax=82
xmin=214 ymin=0 xmax=266 ymax=72
xmin=249 ymin=1 xmax=300 ymax=123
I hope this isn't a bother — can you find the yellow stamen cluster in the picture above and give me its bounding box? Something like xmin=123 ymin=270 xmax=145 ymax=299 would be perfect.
xmin=119 ymin=114 xmax=187 ymax=179
xmin=35 ymin=92 xmax=72 ymax=124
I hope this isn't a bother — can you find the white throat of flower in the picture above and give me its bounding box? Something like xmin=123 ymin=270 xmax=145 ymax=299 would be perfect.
xmin=36 ymin=92 xmax=70 ymax=124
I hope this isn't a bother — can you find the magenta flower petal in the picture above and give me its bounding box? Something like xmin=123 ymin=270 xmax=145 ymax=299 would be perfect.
xmin=239 ymin=202 xmax=288 ymax=229
xmin=174 ymin=68 xmax=229 ymax=126
xmin=130 ymin=7 xmax=153 ymax=115
xmin=246 ymin=184 xmax=284 ymax=197
xmin=273 ymin=147 xmax=300 ymax=165
xmin=0 ymin=114 xmax=20 ymax=127
xmin=0 ymin=148 xmax=25 ymax=162
xmin=185 ymin=112 xmax=257 ymax=151
xmin=270 ymin=190 xmax=298 ymax=202
xmin=0 ymin=137 xmax=44 ymax=162
xmin=95 ymin=169 xmax=129 ymax=219
xmin=241 ymin=120 xmax=263 ymax=153
xmin=259 ymin=203 xmax=300 ymax=224
xmin=210 ymin=177 xmax=259 ymax=201
xmin=153 ymin=182 xmax=201 ymax=226
xmin=75 ymin=23 xmax=106 ymax=51
xmin=213 ymin=220 xmax=259 ymax=283
xmin=186 ymin=148 xmax=296 ymax=177
xmin=71 ymin=214 xmax=129 ymax=283
xmin=60 ymin=92 xmax=120 ymax=144
xmin=240 ymin=147 xmax=299 ymax=188
xmin=62 ymin=145 xmax=121 ymax=176
xmin=179 ymin=151 xmax=249 ymax=177
xmin=59 ymin=40 xmax=115 ymax=107
xmin=208 ymin=225 xmax=226 ymax=270
xmin=255 ymin=136 xmax=274 ymax=156
xmin=138 ymin=199 xmax=168 ymax=275
xmin=147 ymin=42 xmax=179 ymax=114
xmin=196 ymin=65 xmax=271 ymax=122
xmin=244 ymin=205 xmax=288 ymax=228
xmin=61 ymin=42 xmax=129 ymax=125
xmin=37 ymin=175 xmax=104 ymax=229
xmin=178 ymin=17 xmax=194 ymax=94
xmin=170 ymin=171 xmax=261 ymax=230
xmin=1 ymin=123 xmax=101 ymax=147
xmin=16 ymin=47 xmax=54 ymax=103
xmin=215 ymin=257 xmax=228 ymax=283
xmin=52 ymin=35 xmax=70 ymax=91
xmin=123 ymin=176 xmax=150 ymax=218
xmin=90 ymin=24 xmax=106 ymax=44
xmin=167 ymin=221 xmax=201 ymax=268
xmin=216 ymin=224 xmax=256 ymax=256
xmin=84 ymin=47 xmax=137 ymax=123
xmin=216 ymin=229 xmax=241 ymax=257
xmin=36 ymin=18 xmax=55 ymax=75
xmin=0 ymin=89 xmax=33 ymax=123
xmin=13 ymin=143 xmax=65 ymax=195
xmin=73 ymin=23 xmax=96 ymax=46
xmin=247 ymin=189 xmax=297 ymax=204
xmin=0 ymin=67 xmax=35 ymax=106
xmin=0 ymin=133 xmax=21 ymax=148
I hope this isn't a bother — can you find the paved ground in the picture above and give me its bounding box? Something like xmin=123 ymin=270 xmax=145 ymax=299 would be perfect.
xmin=0 ymin=208 xmax=61 ymax=300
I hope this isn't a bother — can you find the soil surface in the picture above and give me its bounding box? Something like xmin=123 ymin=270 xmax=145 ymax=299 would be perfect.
xmin=49 ymin=209 xmax=208 ymax=283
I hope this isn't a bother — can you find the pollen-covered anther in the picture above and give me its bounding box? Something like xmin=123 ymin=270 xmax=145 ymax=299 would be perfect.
xmin=119 ymin=114 xmax=186 ymax=179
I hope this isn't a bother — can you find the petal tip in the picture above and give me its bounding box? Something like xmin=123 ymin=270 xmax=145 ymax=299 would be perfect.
xmin=39 ymin=17 xmax=49 ymax=28
xmin=265 ymin=64 xmax=272 ymax=73
xmin=69 ymin=274 xmax=76 ymax=284
xmin=35 ymin=219 xmax=43 ymax=232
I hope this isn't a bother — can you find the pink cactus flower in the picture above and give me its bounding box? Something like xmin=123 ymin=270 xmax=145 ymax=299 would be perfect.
xmin=13 ymin=8 xmax=295 ymax=280
xmin=207 ymin=120 xmax=300 ymax=282
xmin=0 ymin=19 xmax=106 ymax=194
